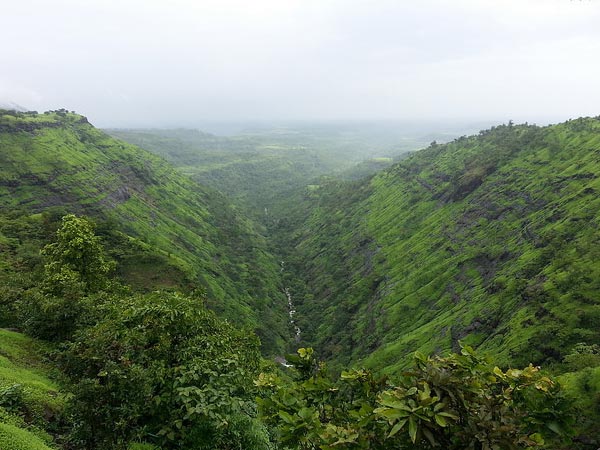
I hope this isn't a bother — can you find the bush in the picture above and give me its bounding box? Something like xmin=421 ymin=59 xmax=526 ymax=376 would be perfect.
xmin=0 ymin=383 xmax=24 ymax=412
xmin=257 ymin=346 xmax=573 ymax=449
xmin=17 ymin=214 xmax=117 ymax=342
xmin=564 ymin=343 xmax=600 ymax=371
xmin=17 ymin=289 xmax=89 ymax=342
xmin=61 ymin=291 xmax=263 ymax=450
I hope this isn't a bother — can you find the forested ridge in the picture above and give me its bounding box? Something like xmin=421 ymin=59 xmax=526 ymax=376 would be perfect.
xmin=0 ymin=109 xmax=598 ymax=448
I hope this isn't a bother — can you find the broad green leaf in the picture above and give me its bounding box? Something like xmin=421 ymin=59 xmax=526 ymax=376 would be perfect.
xmin=278 ymin=410 xmax=295 ymax=424
xmin=298 ymin=407 xmax=314 ymax=421
xmin=546 ymin=421 xmax=563 ymax=435
xmin=408 ymin=416 xmax=417 ymax=443
xmin=388 ymin=419 xmax=407 ymax=437
xmin=529 ymin=433 xmax=545 ymax=444
xmin=434 ymin=414 xmax=447 ymax=427
xmin=376 ymin=407 xmax=409 ymax=420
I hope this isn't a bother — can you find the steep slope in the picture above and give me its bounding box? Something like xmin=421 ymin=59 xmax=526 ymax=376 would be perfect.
xmin=285 ymin=118 xmax=600 ymax=372
xmin=0 ymin=109 xmax=289 ymax=353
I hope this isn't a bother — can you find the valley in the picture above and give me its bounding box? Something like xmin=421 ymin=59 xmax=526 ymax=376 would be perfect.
xmin=111 ymin=119 xmax=600 ymax=375
xmin=0 ymin=109 xmax=599 ymax=448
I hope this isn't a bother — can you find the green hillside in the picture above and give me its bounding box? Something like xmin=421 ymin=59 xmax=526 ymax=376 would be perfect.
xmin=283 ymin=118 xmax=600 ymax=374
xmin=0 ymin=109 xmax=289 ymax=353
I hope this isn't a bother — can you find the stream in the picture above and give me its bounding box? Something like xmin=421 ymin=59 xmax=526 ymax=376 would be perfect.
xmin=285 ymin=287 xmax=301 ymax=343
xmin=281 ymin=261 xmax=301 ymax=343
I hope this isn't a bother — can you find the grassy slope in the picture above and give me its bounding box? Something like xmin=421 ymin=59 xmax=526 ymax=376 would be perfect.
xmin=0 ymin=110 xmax=289 ymax=353
xmin=288 ymin=118 xmax=600 ymax=373
xmin=0 ymin=329 xmax=63 ymax=450
xmin=0 ymin=423 xmax=53 ymax=450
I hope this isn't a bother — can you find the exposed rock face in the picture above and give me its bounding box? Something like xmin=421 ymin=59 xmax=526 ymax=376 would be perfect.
xmin=100 ymin=186 xmax=132 ymax=208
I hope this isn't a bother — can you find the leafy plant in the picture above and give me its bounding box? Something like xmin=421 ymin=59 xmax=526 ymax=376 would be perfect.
xmin=41 ymin=214 xmax=115 ymax=294
xmin=0 ymin=383 xmax=24 ymax=413
xmin=17 ymin=214 xmax=115 ymax=342
xmin=257 ymin=346 xmax=572 ymax=449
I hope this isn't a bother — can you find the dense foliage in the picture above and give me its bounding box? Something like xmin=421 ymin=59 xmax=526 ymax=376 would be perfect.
xmin=257 ymin=347 xmax=571 ymax=449
xmin=41 ymin=214 xmax=115 ymax=293
xmin=61 ymin=291 xmax=266 ymax=450
xmin=1 ymin=210 xmax=273 ymax=449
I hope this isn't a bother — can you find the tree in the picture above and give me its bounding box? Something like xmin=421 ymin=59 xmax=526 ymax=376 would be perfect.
xmin=18 ymin=214 xmax=115 ymax=341
xmin=41 ymin=214 xmax=114 ymax=295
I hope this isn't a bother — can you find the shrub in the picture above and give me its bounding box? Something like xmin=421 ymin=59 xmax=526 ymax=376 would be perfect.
xmin=257 ymin=346 xmax=572 ymax=449
xmin=61 ymin=291 xmax=263 ymax=449
xmin=0 ymin=383 xmax=24 ymax=413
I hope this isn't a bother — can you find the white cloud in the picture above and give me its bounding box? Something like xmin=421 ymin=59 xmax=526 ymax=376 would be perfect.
xmin=1 ymin=0 xmax=599 ymax=125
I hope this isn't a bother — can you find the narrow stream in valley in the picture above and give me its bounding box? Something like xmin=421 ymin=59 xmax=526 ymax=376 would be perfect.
xmin=281 ymin=261 xmax=301 ymax=343
xmin=285 ymin=287 xmax=301 ymax=342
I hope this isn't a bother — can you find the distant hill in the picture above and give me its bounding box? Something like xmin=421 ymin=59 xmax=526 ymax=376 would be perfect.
xmin=282 ymin=118 xmax=600 ymax=373
xmin=0 ymin=109 xmax=290 ymax=353
xmin=105 ymin=124 xmax=448 ymax=222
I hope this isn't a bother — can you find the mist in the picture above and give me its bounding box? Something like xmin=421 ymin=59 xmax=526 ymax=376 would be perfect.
xmin=2 ymin=0 xmax=599 ymax=128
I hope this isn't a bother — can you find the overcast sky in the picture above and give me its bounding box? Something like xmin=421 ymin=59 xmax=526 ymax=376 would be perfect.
xmin=1 ymin=0 xmax=599 ymax=127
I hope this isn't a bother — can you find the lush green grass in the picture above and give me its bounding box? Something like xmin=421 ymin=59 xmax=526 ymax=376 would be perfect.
xmin=0 ymin=329 xmax=65 ymax=418
xmin=0 ymin=329 xmax=64 ymax=449
xmin=0 ymin=422 xmax=54 ymax=450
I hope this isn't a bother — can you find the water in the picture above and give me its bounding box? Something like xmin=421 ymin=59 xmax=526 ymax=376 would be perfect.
xmin=285 ymin=287 xmax=301 ymax=342
xmin=281 ymin=261 xmax=301 ymax=342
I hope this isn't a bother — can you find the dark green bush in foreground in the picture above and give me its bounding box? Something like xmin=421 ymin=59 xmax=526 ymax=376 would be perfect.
xmin=257 ymin=346 xmax=572 ymax=449
xmin=61 ymin=291 xmax=268 ymax=450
